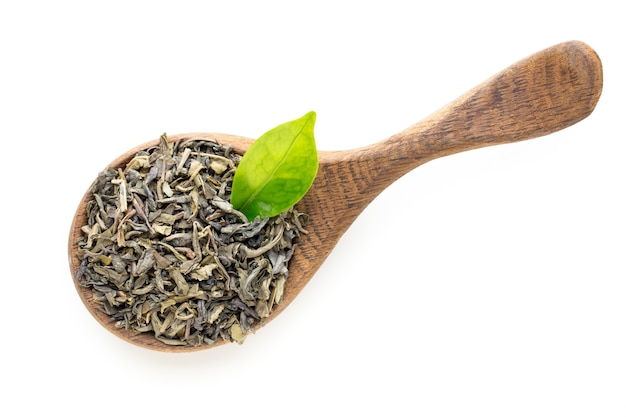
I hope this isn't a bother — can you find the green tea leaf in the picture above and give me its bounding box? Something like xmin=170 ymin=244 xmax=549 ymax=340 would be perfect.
xmin=231 ymin=111 xmax=318 ymax=221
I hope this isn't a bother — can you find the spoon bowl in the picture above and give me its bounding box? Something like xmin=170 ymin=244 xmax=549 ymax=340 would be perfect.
xmin=69 ymin=41 xmax=602 ymax=352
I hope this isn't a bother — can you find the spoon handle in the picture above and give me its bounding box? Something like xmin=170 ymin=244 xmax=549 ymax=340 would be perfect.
xmin=331 ymin=40 xmax=603 ymax=199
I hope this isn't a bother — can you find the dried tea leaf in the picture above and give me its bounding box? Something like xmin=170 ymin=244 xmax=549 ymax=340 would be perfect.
xmin=230 ymin=323 xmax=246 ymax=344
xmin=76 ymin=136 xmax=308 ymax=347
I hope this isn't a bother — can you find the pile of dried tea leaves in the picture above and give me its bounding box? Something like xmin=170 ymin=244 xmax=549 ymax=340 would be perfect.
xmin=75 ymin=134 xmax=308 ymax=346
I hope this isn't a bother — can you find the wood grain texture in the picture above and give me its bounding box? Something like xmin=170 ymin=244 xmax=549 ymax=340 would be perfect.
xmin=68 ymin=40 xmax=602 ymax=352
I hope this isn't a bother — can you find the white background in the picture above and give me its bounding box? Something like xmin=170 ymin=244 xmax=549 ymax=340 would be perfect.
xmin=1 ymin=1 xmax=624 ymax=415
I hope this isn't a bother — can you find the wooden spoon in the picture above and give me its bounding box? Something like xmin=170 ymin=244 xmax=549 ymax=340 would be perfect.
xmin=68 ymin=40 xmax=602 ymax=352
